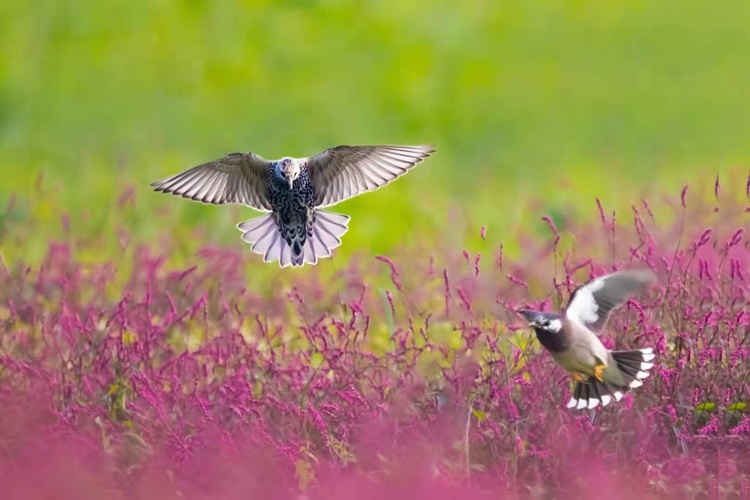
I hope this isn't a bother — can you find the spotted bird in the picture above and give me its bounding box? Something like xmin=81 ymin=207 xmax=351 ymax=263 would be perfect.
xmin=516 ymin=269 xmax=658 ymax=410
xmin=150 ymin=145 xmax=435 ymax=267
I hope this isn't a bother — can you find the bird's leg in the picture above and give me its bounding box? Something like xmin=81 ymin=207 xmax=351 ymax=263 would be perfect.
xmin=570 ymin=372 xmax=588 ymax=383
xmin=593 ymin=362 xmax=606 ymax=382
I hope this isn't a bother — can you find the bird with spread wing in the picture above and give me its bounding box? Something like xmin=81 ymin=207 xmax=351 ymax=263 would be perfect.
xmin=517 ymin=269 xmax=658 ymax=410
xmin=150 ymin=145 xmax=435 ymax=267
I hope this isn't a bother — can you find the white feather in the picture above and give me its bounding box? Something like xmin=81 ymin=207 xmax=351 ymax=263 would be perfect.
xmin=640 ymin=348 xmax=656 ymax=362
xmin=236 ymin=210 xmax=350 ymax=268
xmin=302 ymin=238 xmax=317 ymax=265
xmin=279 ymin=241 xmax=292 ymax=268
xmin=239 ymin=215 xmax=276 ymax=246
xmin=264 ymin=233 xmax=283 ymax=263
xmin=565 ymin=277 xmax=605 ymax=324
xmin=250 ymin=230 xmax=277 ymax=255
xmin=310 ymin=230 xmax=329 ymax=258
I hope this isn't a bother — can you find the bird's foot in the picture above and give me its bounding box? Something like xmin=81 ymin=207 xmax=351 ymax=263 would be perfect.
xmin=570 ymin=372 xmax=588 ymax=383
xmin=593 ymin=363 xmax=606 ymax=382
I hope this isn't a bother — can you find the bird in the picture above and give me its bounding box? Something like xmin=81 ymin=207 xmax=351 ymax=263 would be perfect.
xmin=150 ymin=145 xmax=435 ymax=267
xmin=516 ymin=269 xmax=658 ymax=410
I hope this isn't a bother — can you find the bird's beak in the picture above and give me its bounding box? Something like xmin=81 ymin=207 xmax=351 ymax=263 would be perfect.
xmin=516 ymin=309 xmax=540 ymax=327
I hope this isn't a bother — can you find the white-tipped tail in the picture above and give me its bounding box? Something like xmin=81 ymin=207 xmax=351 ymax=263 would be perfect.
xmin=640 ymin=347 xmax=656 ymax=363
xmin=565 ymin=347 xmax=656 ymax=410
xmin=236 ymin=210 xmax=350 ymax=268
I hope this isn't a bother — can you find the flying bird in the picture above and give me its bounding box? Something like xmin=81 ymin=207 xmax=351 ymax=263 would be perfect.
xmin=150 ymin=145 xmax=435 ymax=267
xmin=516 ymin=269 xmax=658 ymax=410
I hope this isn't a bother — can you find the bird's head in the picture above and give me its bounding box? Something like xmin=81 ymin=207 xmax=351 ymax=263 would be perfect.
xmin=274 ymin=157 xmax=301 ymax=189
xmin=516 ymin=309 xmax=563 ymax=333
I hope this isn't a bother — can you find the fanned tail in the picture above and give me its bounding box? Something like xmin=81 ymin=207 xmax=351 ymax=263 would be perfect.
xmin=566 ymin=348 xmax=656 ymax=410
xmin=236 ymin=213 xmax=287 ymax=265
xmin=299 ymin=211 xmax=350 ymax=266
xmin=236 ymin=210 xmax=350 ymax=268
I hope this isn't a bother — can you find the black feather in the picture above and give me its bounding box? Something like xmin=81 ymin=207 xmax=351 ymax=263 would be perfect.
xmin=567 ymin=348 xmax=655 ymax=410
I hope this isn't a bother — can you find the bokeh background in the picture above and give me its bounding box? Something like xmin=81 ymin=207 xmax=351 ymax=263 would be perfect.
xmin=1 ymin=4 xmax=749 ymax=496
xmin=2 ymin=1 xmax=749 ymax=266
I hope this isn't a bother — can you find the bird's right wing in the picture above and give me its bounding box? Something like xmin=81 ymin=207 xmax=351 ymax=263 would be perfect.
xmin=305 ymin=145 xmax=435 ymax=208
xmin=150 ymin=152 xmax=273 ymax=211
xmin=565 ymin=269 xmax=657 ymax=335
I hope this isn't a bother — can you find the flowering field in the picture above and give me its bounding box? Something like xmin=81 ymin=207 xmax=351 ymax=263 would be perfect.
xmin=0 ymin=175 xmax=747 ymax=499
xmin=4 ymin=4 xmax=750 ymax=497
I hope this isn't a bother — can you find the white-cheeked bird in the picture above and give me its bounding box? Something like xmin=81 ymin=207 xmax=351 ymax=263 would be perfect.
xmin=150 ymin=145 xmax=435 ymax=267
xmin=516 ymin=269 xmax=658 ymax=410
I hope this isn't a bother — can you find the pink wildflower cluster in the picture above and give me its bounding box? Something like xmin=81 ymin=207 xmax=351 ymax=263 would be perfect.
xmin=0 ymin=179 xmax=748 ymax=498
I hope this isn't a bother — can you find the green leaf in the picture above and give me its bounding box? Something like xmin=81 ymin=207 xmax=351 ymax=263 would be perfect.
xmin=694 ymin=401 xmax=716 ymax=411
xmin=310 ymin=352 xmax=324 ymax=370
xmin=448 ymin=329 xmax=463 ymax=350
xmin=472 ymin=409 xmax=486 ymax=422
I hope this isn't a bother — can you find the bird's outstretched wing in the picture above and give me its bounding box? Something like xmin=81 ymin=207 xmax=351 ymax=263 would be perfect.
xmin=305 ymin=145 xmax=435 ymax=208
xmin=565 ymin=269 xmax=657 ymax=334
xmin=150 ymin=152 xmax=273 ymax=211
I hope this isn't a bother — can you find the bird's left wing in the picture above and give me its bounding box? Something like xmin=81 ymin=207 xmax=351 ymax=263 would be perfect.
xmin=565 ymin=270 xmax=657 ymax=334
xmin=305 ymin=145 xmax=435 ymax=207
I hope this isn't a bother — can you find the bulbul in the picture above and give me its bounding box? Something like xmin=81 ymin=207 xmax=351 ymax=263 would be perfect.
xmin=517 ymin=269 xmax=657 ymax=410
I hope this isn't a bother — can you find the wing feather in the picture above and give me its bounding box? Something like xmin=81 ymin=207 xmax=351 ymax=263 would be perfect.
xmin=565 ymin=269 xmax=657 ymax=334
xmin=305 ymin=145 xmax=435 ymax=207
xmin=150 ymin=152 xmax=273 ymax=211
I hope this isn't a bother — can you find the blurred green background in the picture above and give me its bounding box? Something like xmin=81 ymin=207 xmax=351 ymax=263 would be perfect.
xmin=1 ymin=1 xmax=749 ymax=266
